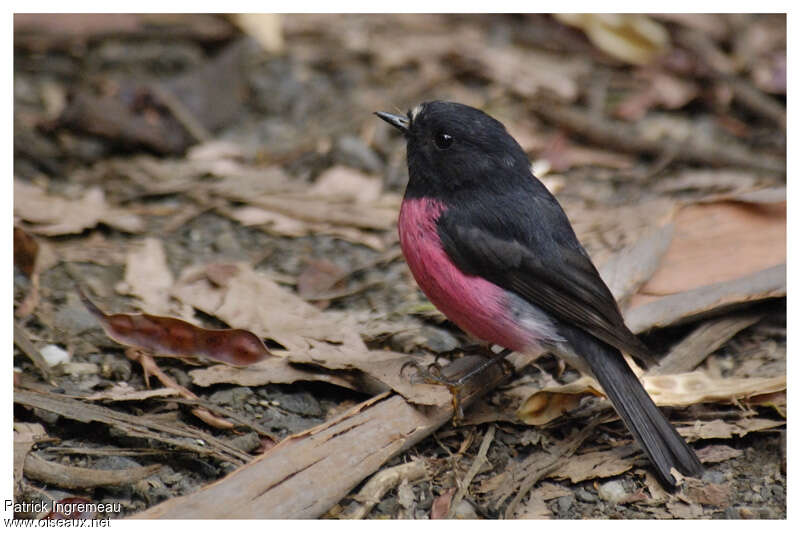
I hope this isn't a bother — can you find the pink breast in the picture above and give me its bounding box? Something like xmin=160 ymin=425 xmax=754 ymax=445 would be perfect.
xmin=398 ymin=197 xmax=537 ymax=352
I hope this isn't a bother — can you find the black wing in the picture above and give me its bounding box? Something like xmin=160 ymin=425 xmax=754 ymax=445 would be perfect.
xmin=437 ymin=183 xmax=656 ymax=367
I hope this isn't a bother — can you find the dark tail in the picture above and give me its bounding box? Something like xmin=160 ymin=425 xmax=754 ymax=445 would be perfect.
xmin=560 ymin=325 xmax=703 ymax=488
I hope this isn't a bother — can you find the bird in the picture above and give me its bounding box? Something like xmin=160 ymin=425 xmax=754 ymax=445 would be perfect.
xmin=375 ymin=101 xmax=703 ymax=488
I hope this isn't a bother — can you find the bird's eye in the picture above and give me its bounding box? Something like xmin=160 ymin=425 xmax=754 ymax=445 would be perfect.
xmin=434 ymin=132 xmax=454 ymax=150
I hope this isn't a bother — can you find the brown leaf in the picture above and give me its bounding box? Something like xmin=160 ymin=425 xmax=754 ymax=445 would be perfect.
xmin=516 ymin=370 xmax=784 ymax=424
xmin=695 ymin=444 xmax=743 ymax=464
xmin=172 ymin=263 xmax=450 ymax=405
xmin=630 ymin=199 xmax=785 ymax=308
xmin=550 ymin=447 xmax=637 ymax=483
xmin=79 ymin=286 xmax=271 ymax=366
xmin=13 ymin=226 xmax=39 ymax=278
xmin=297 ymin=258 xmax=346 ymax=300
xmin=683 ymin=478 xmax=731 ymax=507
xmin=430 ymin=487 xmax=455 ymax=519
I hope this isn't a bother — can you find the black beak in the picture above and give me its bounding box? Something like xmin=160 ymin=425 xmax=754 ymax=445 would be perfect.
xmin=375 ymin=111 xmax=410 ymax=133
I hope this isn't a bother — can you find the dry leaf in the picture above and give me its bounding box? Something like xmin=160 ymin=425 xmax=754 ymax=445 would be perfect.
xmin=477 ymin=45 xmax=589 ymax=102
xmin=172 ymin=263 xmax=451 ymax=405
xmin=550 ymin=447 xmax=637 ymax=483
xmin=80 ymin=286 xmax=272 ymax=366
xmin=430 ymin=488 xmax=455 ymax=519
xmin=683 ymin=478 xmax=731 ymax=507
xmin=528 ymin=482 xmax=573 ymax=501
xmin=516 ymin=370 xmax=784 ymax=426
xmin=678 ymin=417 xmax=784 ymax=440
xmin=13 ymin=422 xmax=49 ymax=492
xmin=599 ymin=223 xmax=674 ymax=306
xmin=695 ymin=444 xmax=743 ymax=464
xmin=188 ymin=357 xmax=365 ymax=392
xmin=308 ymin=165 xmax=383 ymax=204
xmin=13 ymin=226 xmax=39 ymax=278
xmin=116 ymin=238 xmax=174 ymax=314
xmin=14 ymin=180 xmax=145 ymax=235
xmin=514 ymin=496 xmax=552 ymax=519
xmin=231 ymin=14 xmax=283 ymax=52
xmin=516 ymin=380 xmax=594 ymax=425
xmin=297 ymin=258 xmax=346 ymax=301
xmin=630 ymin=199 xmax=785 ymax=309
xmin=555 ymin=14 xmax=670 ymax=65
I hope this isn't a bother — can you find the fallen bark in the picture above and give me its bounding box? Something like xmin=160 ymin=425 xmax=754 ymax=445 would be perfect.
xmin=132 ymin=392 xmax=453 ymax=518
xmin=133 ymin=355 xmax=508 ymax=519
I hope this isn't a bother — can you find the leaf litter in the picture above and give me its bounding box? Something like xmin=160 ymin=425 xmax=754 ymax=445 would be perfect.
xmin=13 ymin=13 xmax=784 ymax=519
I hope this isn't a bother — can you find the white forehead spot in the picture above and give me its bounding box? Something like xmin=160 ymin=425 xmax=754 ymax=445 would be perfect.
xmin=410 ymin=105 xmax=423 ymax=121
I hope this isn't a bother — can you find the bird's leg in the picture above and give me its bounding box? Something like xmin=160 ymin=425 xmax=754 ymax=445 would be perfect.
xmin=402 ymin=347 xmax=514 ymax=424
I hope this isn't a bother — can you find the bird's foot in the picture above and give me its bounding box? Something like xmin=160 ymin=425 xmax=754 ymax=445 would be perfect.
xmin=401 ymin=348 xmax=513 ymax=424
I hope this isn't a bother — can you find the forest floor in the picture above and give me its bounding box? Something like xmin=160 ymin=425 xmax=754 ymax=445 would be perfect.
xmin=13 ymin=14 xmax=786 ymax=519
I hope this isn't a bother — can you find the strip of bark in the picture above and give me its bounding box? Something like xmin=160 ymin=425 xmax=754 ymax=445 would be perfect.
xmin=132 ymin=392 xmax=454 ymax=518
xmin=651 ymin=314 xmax=762 ymax=375
xmin=24 ymin=453 xmax=161 ymax=489
xmin=133 ymin=354 xmax=509 ymax=519
xmin=625 ymin=264 xmax=785 ymax=334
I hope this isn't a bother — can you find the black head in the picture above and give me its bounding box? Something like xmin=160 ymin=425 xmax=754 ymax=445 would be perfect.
xmin=376 ymin=101 xmax=532 ymax=198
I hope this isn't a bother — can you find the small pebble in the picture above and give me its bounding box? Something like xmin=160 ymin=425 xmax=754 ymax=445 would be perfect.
xmin=598 ymin=480 xmax=627 ymax=504
xmin=452 ymin=499 xmax=478 ymax=519
xmin=41 ymin=344 xmax=70 ymax=367
xmin=556 ymin=495 xmax=574 ymax=515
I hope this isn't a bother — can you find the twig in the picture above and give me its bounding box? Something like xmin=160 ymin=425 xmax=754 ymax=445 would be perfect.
xmin=126 ymin=348 xmax=235 ymax=430
xmin=340 ymin=459 xmax=429 ymax=519
xmin=24 ymin=453 xmax=161 ymax=489
xmin=13 ymin=323 xmax=55 ymax=384
xmin=504 ymin=424 xmax=595 ymax=518
xmin=677 ymin=28 xmax=786 ymax=129
xmin=448 ymin=424 xmax=495 ymax=518
xmin=650 ymin=314 xmax=762 ymax=375
xmin=528 ymin=100 xmax=785 ymax=173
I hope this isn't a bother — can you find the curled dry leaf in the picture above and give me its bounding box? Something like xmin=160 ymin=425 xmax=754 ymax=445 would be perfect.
xmin=78 ymin=286 xmax=271 ymax=366
xmin=555 ymin=13 xmax=670 ymax=65
xmin=517 ymin=371 xmax=785 ymax=426
xmin=516 ymin=376 xmax=600 ymax=425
